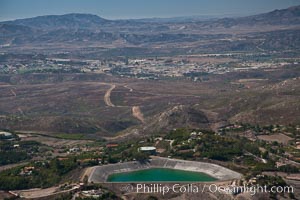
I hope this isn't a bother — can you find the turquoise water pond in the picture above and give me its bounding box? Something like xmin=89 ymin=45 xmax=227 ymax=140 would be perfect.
xmin=107 ymin=168 xmax=217 ymax=182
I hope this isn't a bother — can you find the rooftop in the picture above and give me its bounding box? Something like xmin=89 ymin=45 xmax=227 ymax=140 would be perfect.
xmin=139 ymin=146 xmax=156 ymax=151
xmin=0 ymin=131 xmax=12 ymax=137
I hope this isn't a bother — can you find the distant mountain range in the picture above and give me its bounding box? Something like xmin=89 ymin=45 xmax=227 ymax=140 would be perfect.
xmin=0 ymin=5 xmax=299 ymax=50
xmin=2 ymin=13 xmax=109 ymax=30
xmin=215 ymin=5 xmax=300 ymax=26
xmin=2 ymin=5 xmax=300 ymax=29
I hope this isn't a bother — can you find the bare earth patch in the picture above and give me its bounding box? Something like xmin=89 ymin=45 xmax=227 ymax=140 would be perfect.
xmin=257 ymin=133 xmax=293 ymax=145
xmin=20 ymin=133 xmax=92 ymax=148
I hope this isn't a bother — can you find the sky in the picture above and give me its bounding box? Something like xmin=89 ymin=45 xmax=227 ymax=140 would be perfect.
xmin=0 ymin=0 xmax=300 ymax=21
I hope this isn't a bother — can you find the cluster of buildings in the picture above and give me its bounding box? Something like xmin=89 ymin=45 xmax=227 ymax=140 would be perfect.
xmin=106 ymin=58 xmax=230 ymax=79
xmin=1 ymin=53 xmax=298 ymax=80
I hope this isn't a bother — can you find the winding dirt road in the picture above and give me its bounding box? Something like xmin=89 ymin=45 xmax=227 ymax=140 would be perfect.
xmin=104 ymin=84 xmax=116 ymax=107
xmin=103 ymin=83 xmax=146 ymax=127
xmin=123 ymin=85 xmax=133 ymax=92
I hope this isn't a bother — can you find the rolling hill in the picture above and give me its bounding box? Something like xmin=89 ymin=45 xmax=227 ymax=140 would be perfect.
xmin=0 ymin=5 xmax=299 ymax=49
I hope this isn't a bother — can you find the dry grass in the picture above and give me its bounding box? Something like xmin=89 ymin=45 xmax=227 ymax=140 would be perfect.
xmin=257 ymin=133 xmax=293 ymax=145
xmin=0 ymin=71 xmax=299 ymax=138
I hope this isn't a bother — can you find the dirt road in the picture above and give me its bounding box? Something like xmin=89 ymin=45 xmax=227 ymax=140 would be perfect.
xmin=104 ymin=84 xmax=116 ymax=107
xmin=12 ymin=185 xmax=78 ymax=199
xmin=132 ymin=106 xmax=145 ymax=123
xmin=80 ymin=167 xmax=95 ymax=182
xmin=123 ymin=85 xmax=133 ymax=92
xmin=0 ymin=162 xmax=28 ymax=172
xmin=10 ymin=89 xmax=17 ymax=97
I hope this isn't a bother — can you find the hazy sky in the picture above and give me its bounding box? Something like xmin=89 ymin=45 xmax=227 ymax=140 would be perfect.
xmin=0 ymin=0 xmax=299 ymax=21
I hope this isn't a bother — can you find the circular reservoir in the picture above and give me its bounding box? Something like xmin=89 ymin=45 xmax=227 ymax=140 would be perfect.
xmin=107 ymin=168 xmax=217 ymax=182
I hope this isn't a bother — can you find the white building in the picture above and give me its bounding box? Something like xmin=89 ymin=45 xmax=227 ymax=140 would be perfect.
xmin=138 ymin=146 xmax=156 ymax=154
